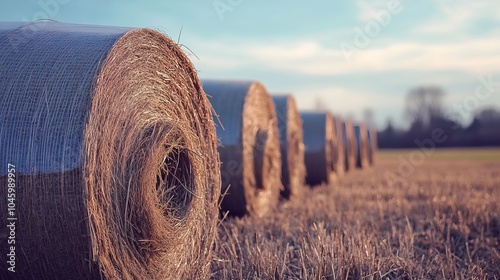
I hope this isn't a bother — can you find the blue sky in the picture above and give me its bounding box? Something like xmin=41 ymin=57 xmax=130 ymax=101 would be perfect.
xmin=2 ymin=0 xmax=500 ymax=129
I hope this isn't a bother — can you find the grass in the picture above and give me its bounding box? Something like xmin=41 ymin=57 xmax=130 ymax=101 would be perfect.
xmin=379 ymin=147 xmax=500 ymax=162
xmin=211 ymin=153 xmax=500 ymax=279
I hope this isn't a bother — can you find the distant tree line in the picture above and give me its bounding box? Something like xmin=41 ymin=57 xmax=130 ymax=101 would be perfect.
xmin=378 ymin=86 xmax=500 ymax=148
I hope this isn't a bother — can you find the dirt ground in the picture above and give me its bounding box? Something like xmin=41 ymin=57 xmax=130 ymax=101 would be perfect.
xmin=212 ymin=154 xmax=500 ymax=279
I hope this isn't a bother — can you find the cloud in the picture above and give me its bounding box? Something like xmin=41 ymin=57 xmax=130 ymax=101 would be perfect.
xmin=355 ymin=0 xmax=390 ymax=22
xmin=186 ymin=31 xmax=500 ymax=128
xmin=437 ymin=1 xmax=500 ymax=22
xmin=193 ymin=37 xmax=500 ymax=77
xmin=413 ymin=1 xmax=500 ymax=36
xmin=293 ymin=86 xmax=401 ymax=111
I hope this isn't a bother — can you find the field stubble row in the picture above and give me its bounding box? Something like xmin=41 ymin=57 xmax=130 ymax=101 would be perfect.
xmin=213 ymin=157 xmax=500 ymax=279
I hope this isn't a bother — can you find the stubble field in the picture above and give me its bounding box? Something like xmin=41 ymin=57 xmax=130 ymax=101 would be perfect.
xmin=211 ymin=150 xmax=500 ymax=279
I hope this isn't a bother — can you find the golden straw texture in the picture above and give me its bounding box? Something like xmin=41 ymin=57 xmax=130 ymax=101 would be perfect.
xmin=0 ymin=22 xmax=219 ymax=279
xmin=203 ymin=80 xmax=281 ymax=217
xmin=367 ymin=127 xmax=378 ymax=166
xmin=332 ymin=115 xmax=345 ymax=177
xmin=272 ymin=95 xmax=306 ymax=199
xmin=343 ymin=120 xmax=357 ymax=172
xmin=354 ymin=124 xmax=370 ymax=169
xmin=301 ymin=112 xmax=336 ymax=186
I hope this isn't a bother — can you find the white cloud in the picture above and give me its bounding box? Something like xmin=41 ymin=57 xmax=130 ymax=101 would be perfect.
xmin=202 ymin=38 xmax=500 ymax=76
xmin=294 ymin=86 xmax=401 ymax=111
xmin=350 ymin=39 xmax=500 ymax=75
xmin=355 ymin=0 xmax=390 ymax=22
xmin=186 ymin=35 xmax=500 ymax=127
xmin=414 ymin=1 xmax=500 ymax=36
xmin=437 ymin=1 xmax=500 ymax=21
xmin=246 ymin=41 xmax=321 ymax=61
xmin=178 ymin=0 xmax=498 ymax=80
xmin=188 ymin=33 xmax=500 ymax=88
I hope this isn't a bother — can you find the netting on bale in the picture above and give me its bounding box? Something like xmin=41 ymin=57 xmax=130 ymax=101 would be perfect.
xmin=343 ymin=120 xmax=357 ymax=171
xmin=272 ymin=95 xmax=305 ymax=199
xmin=367 ymin=127 xmax=378 ymax=166
xmin=301 ymin=112 xmax=336 ymax=186
xmin=354 ymin=124 xmax=370 ymax=169
xmin=203 ymin=80 xmax=281 ymax=217
xmin=0 ymin=22 xmax=220 ymax=280
xmin=332 ymin=115 xmax=345 ymax=176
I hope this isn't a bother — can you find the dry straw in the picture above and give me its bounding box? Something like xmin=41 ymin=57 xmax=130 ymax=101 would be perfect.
xmin=343 ymin=120 xmax=358 ymax=171
xmin=301 ymin=112 xmax=336 ymax=186
xmin=203 ymin=80 xmax=281 ymax=217
xmin=354 ymin=124 xmax=370 ymax=168
xmin=367 ymin=127 xmax=378 ymax=166
xmin=332 ymin=115 xmax=345 ymax=176
xmin=272 ymin=95 xmax=305 ymax=199
xmin=0 ymin=22 xmax=220 ymax=279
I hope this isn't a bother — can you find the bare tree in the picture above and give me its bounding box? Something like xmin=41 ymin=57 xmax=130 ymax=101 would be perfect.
xmin=405 ymin=86 xmax=445 ymax=128
xmin=475 ymin=107 xmax=500 ymax=123
xmin=314 ymin=97 xmax=328 ymax=111
xmin=363 ymin=108 xmax=375 ymax=129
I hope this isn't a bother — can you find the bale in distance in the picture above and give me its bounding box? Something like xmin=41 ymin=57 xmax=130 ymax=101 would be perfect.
xmin=203 ymin=80 xmax=281 ymax=217
xmin=301 ymin=112 xmax=336 ymax=186
xmin=367 ymin=127 xmax=378 ymax=166
xmin=272 ymin=95 xmax=306 ymax=199
xmin=343 ymin=120 xmax=357 ymax=171
xmin=0 ymin=22 xmax=220 ymax=279
xmin=354 ymin=124 xmax=370 ymax=168
xmin=332 ymin=115 xmax=345 ymax=177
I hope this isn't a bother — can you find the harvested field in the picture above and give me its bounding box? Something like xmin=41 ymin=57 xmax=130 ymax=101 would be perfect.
xmin=379 ymin=148 xmax=500 ymax=162
xmin=212 ymin=150 xmax=500 ymax=279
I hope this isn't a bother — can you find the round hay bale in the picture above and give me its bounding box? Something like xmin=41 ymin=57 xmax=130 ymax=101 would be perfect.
xmin=0 ymin=22 xmax=220 ymax=279
xmin=272 ymin=95 xmax=305 ymax=199
xmin=332 ymin=115 xmax=345 ymax=176
xmin=343 ymin=120 xmax=357 ymax=171
xmin=354 ymin=124 xmax=370 ymax=168
xmin=367 ymin=127 xmax=378 ymax=166
xmin=203 ymin=80 xmax=281 ymax=217
xmin=301 ymin=112 xmax=336 ymax=186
